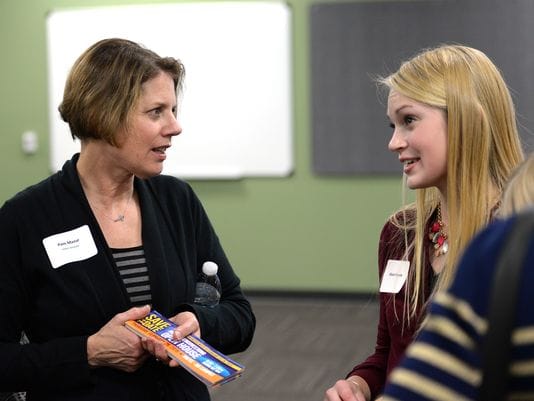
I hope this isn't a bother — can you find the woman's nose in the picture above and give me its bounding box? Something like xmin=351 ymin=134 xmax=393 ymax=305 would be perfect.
xmin=166 ymin=113 xmax=182 ymax=137
xmin=388 ymin=129 xmax=407 ymax=152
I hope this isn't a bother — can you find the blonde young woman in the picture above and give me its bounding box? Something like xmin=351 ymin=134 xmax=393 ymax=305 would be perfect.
xmin=324 ymin=44 xmax=524 ymax=401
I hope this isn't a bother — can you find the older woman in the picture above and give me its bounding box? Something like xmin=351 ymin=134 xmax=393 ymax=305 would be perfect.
xmin=0 ymin=38 xmax=255 ymax=401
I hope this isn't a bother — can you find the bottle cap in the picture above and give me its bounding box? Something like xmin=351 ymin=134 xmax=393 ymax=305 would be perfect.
xmin=202 ymin=261 xmax=218 ymax=276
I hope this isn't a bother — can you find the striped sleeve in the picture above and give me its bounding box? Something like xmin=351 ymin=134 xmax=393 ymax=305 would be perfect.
xmin=382 ymin=291 xmax=484 ymax=401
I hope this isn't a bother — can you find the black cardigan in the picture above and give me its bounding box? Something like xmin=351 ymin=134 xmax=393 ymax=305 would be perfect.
xmin=0 ymin=154 xmax=255 ymax=401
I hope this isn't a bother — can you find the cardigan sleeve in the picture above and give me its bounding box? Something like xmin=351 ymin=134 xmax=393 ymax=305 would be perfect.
xmin=183 ymin=184 xmax=256 ymax=355
xmin=345 ymin=220 xmax=399 ymax=398
xmin=347 ymin=214 xmax=435 ymax=399
xmin=347 ymin=216 xmax=426 ymax=399
xmin=149 ymin=177 xmax=256 ymax=356
xmin=0 ymin=200 xmax=94 ymax=392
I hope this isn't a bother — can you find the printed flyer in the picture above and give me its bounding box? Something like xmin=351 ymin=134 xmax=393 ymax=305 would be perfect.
xmin=125 ymin=310 xmax=245 ymax=387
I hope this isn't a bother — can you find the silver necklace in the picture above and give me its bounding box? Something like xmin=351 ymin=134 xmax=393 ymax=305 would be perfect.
xmin=92 ymin=191 xmax=133 ymax=223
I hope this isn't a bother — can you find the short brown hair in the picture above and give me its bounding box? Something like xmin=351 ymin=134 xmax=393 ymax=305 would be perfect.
xmin=59 ymin=38 xmax=185 ymax=146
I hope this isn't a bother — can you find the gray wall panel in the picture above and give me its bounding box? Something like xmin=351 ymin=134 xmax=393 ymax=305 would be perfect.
xmin=311 ymin=0 xmax=534 ymax=174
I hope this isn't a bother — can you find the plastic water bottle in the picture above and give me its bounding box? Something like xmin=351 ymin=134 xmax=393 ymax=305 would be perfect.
xmin=194 ymin=261 xmax=222 ymax=307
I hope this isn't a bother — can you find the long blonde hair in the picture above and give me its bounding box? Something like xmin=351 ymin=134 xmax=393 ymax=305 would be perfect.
xmin=382 ymin=45 xmax=524 ymax=320
xmin=499 ymin=152 xmax=534 ymax=217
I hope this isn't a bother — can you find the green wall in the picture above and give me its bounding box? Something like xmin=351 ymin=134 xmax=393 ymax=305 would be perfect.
xmin=0 ymin=0 xmax=403 ymax=293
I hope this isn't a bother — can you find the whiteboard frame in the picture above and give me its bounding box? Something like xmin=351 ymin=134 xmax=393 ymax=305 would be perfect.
xmin=46 ymin=2 xmax=293 ymax=179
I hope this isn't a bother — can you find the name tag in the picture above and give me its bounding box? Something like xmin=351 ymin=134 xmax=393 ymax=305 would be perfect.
xmin=42 ymin=225 xmax=98 ymax=269
xmin=379 ymin=259 xmax=410 ymax=293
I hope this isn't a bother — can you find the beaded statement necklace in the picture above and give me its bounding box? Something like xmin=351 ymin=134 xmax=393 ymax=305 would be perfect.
xmin=429 ymin=204 xmax=448 ymax=257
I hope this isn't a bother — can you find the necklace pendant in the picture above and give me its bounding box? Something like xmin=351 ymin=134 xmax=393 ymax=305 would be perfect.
xmin=431 ymin=221 xmax=441 ymax=233
xmin=113 ymin=214 xmax=125 ymax=222
xmin=429 ymin=203 xmax=448 ymax=257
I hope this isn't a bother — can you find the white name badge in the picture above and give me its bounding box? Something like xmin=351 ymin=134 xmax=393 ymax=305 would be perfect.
xmin=42 ymin=225 xmax=98 ymax=269
xmin=379 ymin=259 xmax=410 ymax=294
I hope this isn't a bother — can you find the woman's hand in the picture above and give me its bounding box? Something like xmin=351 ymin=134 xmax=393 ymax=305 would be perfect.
xmin=324 ymin=377 xmax=370 ymax=401
xmin=141 ymin=311 xmax=201 ymax=367
xmin=169 ymin=311 xmax=201 ymax=339
xmin=87 ymin=305 xmax=151 ymax=372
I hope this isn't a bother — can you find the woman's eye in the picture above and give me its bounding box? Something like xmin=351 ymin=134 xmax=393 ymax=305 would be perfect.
xmin=149 ymin=108 xmax=162 ymax=117
xmin=404 ymin=116 xmax=415 ymax=125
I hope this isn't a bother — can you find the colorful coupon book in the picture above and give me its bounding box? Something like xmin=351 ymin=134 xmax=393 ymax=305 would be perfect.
xmin=125 ymin=310 xmax=245 ymax=387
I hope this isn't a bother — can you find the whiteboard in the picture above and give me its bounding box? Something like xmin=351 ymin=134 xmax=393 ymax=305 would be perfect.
xmin=46 ymin=2 xmax=293 ymax=179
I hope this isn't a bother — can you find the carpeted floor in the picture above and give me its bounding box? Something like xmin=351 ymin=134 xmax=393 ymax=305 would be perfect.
xmin=210 ymin=293 xmax=379 ymax=401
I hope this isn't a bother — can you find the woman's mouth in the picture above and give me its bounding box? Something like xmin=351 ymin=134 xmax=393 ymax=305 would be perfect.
xmin=153 ymin=146 xmax=168 ymax=154
xmin=152 ymin=146 xmax=170 ymax=161
xmin=402 ymin=158 xmax=419 ymax=173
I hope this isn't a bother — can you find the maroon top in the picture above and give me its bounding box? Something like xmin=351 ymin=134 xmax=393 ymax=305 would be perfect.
xmin=346 ymin=218 xmax=434 ymax=400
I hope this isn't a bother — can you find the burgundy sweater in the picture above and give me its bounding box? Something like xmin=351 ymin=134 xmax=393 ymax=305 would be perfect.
xmin=346 ymin=219 xmax=434 ymax=399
